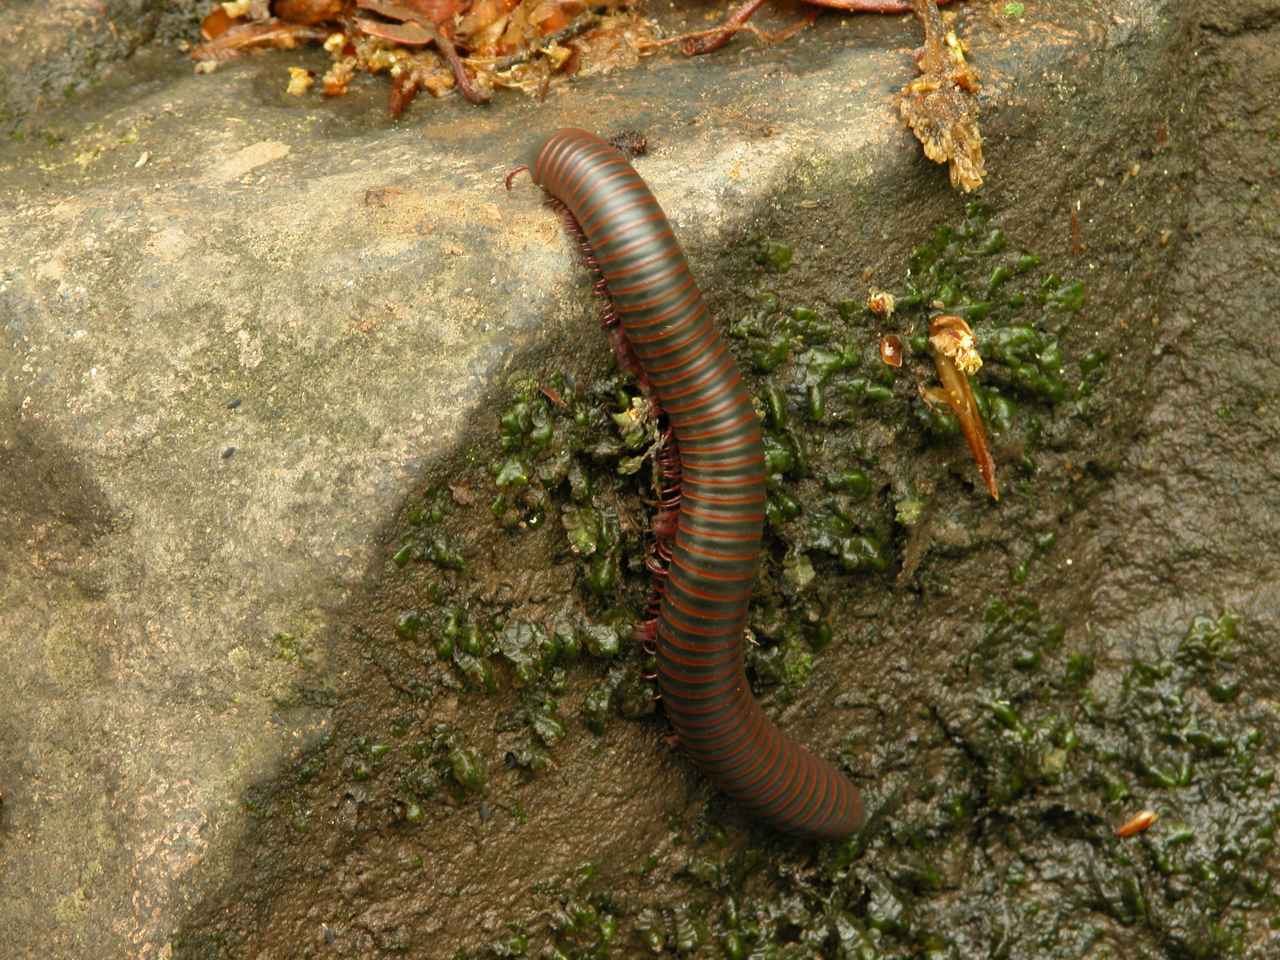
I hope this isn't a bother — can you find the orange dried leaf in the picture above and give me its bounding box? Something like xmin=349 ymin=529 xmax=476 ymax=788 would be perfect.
xmin=925 ymin=315 xmax=998 ymax=501
xmin=897 ymin=0 xmax=984 ymax=192
xmin=560 ymin=43 xmax=581 ymax=75
xmin=528 ymin=0 xmax=584 ymax=33
xmin=356 ymin=16 xmax=434 ymax=44
xmin=389 ymin=70 xmax=420 ymax=115
xmin=201 ymin=6 xmax=236 ymax=40
xmin=323 ymin=58 xmax=356 ymax=95
xmin=457 ymin=0 xmax=515 ymax=53
xmin=286 ymin=66 xmax=316 ymax=95
xmin=274 ymin=0 xmax=347 ymax=24
xmin=1116 ymin=810 xmax=1158 ymax=838
xmin=400 ymin=0 xmax=466 ymax=25
xmin=930 ymin=314 xmax=982 ymax=375
xmin=421 ymin=69 xmax=456 ymax=96
xmin=191 ymin=19 xmax=330 ymax=61
xmin=458 ymin=0 xmax=503 ymax=34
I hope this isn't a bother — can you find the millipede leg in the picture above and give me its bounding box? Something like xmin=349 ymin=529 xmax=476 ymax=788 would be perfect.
xmin=504 ymin=165 xmax=529 ymax=190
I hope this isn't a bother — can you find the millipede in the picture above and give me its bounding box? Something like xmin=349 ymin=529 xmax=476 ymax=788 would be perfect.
xmin=509 ymin=129 xmax=864 ymax=839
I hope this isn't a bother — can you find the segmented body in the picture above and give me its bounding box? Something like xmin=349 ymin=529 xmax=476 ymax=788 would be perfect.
xmin=523 ymin=129 xmax=864 ymax=839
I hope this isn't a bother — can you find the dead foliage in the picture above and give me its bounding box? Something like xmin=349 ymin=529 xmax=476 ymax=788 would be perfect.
xmin=188 ymin=0 xmax=984 ymax=194
xmin=190 ymin=0 xmax=653 ymax=113
xmin=897 ymin=0 xmax=984 ymax=191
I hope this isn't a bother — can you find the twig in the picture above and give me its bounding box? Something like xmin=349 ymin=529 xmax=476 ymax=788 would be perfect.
xmin=355 ymin=0 xmax=490 ymax=104
xmin=479 ymin=13 xmax=603 ymax=72
xmin=637 ymin=15 xmax=813 ymax=56
xmin=681 ymin=0 xmax=770 ymax=55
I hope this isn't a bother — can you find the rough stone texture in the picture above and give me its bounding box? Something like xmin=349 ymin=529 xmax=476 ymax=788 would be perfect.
xmin=0 ymin=1 xmax=202 ymax=134
xmin=3 ymin=1 xmax=1276 ymax=958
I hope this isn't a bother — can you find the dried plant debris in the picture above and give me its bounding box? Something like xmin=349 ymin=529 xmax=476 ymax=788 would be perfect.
xmin=1115 ymin=808 xmax=1159 ymax=838
xmin=638 ymin=0 xmax=817 ymax=58
xmin=193 ymin=12 xmax=330 ymax=64
xmin=898 ymin=0 xmax=985 ymax=191
xmin=189 ymin=0 xmax=987 ymax=128
xmin=668 ymin=0 xmax=957 ymax=57
xmin=190 ymin=0 xmax=652 ymax=113
xmin=920 ymin=313 xmax=998 ymax=500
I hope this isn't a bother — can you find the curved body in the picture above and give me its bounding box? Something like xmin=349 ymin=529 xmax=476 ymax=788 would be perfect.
xmin=526 ymin=129 xmax=863 ymax=839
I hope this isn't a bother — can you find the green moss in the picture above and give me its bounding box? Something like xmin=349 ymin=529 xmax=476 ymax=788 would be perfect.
xmin=495 ymin=457 xmax=530 ymax=488
xmin=495 ymin=621 xmax=555 ymax=687
xmin=454 ymin=650 xmax=496 ymax=692
xmin=750 ymin=633 xmax=814 ymax=701
xmin=436 ymin=598 xmax=1264 ymax=960
xmin=530 ymin=710 xmax=566 ymax=748
xmin=756 ymin=239 xmax=794 ymax=273
xmin=561 ymin=505 xmax=603 ymax=556
xmin=581 ymin=681 xmax=613 ymax=735
xmin=781 ymin=550 xmax=815 ymax=593
xmin=580 ymin=623 xmax=622 ymax=659
xmin=895 ymin=497 xmax=925 ymax=526
xmin=394 ymin=611 xmax=423 ymax=641
xmin=271 ymin=631 xmax=310 ymax=666
xmin=799 ymin=506 xmax=890 ymax=574
xmin=750 ymin=335 xmax=791 ymax=373
xmin=260 ymin=194 xmax=1221 ymax=960
xmin=448 ymin=746 xmax=486 ymax=794
xmin=827 ymin=469 xmax=871 ymax=498
xmin=1042 ymin=276 xmax=1086 ymax=312
xmin=584 ymin=550 xmax=619 ymax=596
xmin=761 ymin=433 xmax=795 ymax=476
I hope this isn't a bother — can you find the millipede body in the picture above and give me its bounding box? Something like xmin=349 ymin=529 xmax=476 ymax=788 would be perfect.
xmin=522 ymin=129 xmax=864 ymax=839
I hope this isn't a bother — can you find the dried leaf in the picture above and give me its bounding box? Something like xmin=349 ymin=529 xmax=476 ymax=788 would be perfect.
xmin=356 ymin=16 xmax=434 ymax=44
xmin=201 ymin=6 xmax=235 ymax=40
xmin=867 ymin=290 xmax=896 ymax=318
xmin=220 ymin=1 xmax=263 ymax=19
xmin=274 ymin=0 xmax=347 ymax=24
xmin=924 ymin=315 xmax=998 ymax=500
xmin=358 ymin=0 xmax=458 ymax=27
xmin=191 ymin=18 xmax=331 ymax=61
xmin=389 ymin=69 xmax=420 ymax=116
xmin=879 ymin=334 xmax=904 ymax=368
xmin=403 ymin=0 xmax=467 ymax=25
xmin=323 ymin=57 xmax=356 ymax=95
xmin=457 ymin=0 xmax=517 ymax=52
xmin=898 ymin=0 xmax=985 ymax=192
xmin=1116 ymin=810 xmax=1159 ymax=838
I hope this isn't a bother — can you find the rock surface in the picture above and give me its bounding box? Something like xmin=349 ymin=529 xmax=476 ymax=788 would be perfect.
xmin=3 ymin=2 xmax=1277 ymax=958
xmin=0 ymin=0 xmax=202 ymax=133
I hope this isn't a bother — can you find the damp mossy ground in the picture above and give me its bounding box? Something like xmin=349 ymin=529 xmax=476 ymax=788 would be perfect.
xmin=459 ymin=609 xmax=1278 ymax=960
xmin=356 ymin=199 xmax=1100 ymax=786
xmin=173 ymin=171 xmax=1279 ymax=959
xmin=425 ymin=212 xmax=1276 ymax=960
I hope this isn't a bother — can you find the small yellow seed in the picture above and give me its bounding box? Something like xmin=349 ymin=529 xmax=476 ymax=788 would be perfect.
xmin=285 ymin=67 xmax=314 ymax=97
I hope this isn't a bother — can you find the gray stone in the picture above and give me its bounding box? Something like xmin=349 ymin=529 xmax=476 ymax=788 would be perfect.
xmin=5 ymin=1 xmax=1277 ymax=958
xmin=0 ymin=1 xmax=203 ymax=134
